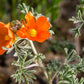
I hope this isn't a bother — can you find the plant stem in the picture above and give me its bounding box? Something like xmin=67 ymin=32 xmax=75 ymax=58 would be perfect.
xmin=29 ymin=40 xmax=37 ymax=55
xmin=25 ymin=63 xmax=38 ymax=69
xmin=29 ymin=40 xmax=48 ymax=79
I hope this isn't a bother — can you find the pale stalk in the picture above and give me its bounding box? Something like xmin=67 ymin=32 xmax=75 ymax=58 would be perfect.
xmin=29 ymin=40 xmax=48 ymax=79
xmin=25 ymin=63 xmax=38 ymax=69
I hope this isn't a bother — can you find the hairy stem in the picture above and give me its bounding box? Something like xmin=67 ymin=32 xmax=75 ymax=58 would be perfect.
xmin=29 ymin=40 xmax=37 ymax=54
xmin=25 ymin=63 xmax=38 ymax=69
xmin=29 ymin=40 xmax=48 ymax=79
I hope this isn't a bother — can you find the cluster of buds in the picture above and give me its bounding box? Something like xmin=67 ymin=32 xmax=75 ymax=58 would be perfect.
xmin=11 ymin=20 xmax=22 ymax=33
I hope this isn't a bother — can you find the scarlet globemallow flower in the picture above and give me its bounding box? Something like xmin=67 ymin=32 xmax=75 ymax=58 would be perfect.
xmin=16 ymin=11 xmax=50 ymax=43
xmin=0 ymin=22 xmax=15 ymax=55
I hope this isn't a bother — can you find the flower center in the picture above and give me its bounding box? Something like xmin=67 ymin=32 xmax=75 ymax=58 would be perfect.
xmin=29 ymin=29 xmax=37 ymax=37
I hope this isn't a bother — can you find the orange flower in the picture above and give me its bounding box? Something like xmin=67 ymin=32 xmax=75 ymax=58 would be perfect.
xmin=16 ymin=11 xmax=50 ymax=43
xmin=0 ymin=22 xmax=15 ymax=55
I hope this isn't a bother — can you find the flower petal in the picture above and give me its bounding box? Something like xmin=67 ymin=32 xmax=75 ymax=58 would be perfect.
xmin=16 ymin=27 xmax=27 ymax=38
xmin=36 ymin=16 xmax=50 ymax=31
xmin=0 ymin=22 xmax=15 ymax=55
xmin=36 ymin=31 xmax=50 ymax=43
xmin=25 ymin=11 xmax=36 ymax=28
xmin=4 ymin=23 xmax=10 ymax=29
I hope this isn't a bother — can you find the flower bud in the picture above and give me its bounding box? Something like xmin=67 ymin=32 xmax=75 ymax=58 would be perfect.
xmin=11 ymin=20 xmax=22 ymax=33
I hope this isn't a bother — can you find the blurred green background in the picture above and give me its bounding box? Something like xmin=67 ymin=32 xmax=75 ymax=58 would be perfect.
xmin=0 ymin=0 xmax=61 ymax=23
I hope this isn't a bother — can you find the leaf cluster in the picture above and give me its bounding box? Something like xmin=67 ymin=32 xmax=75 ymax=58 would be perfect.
xmin=11 ymin=55 xmax=36 ymax=84
xmin=46 ymin=60 xmax=61 ymax=72
xmin=58 ymin=48 xmax=84 ymax=84
xmin=69 ymin=10 xmax=84 ymax=37
xmin=46 ymin=48 xmax=84 ymax=84
xmin=11 ymin=39 xmax=37 ymax=84
xmin=11 ymin=38 xmax=46 ymax=84
xmin=58 ymin=65 xmax=84 ymax=84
